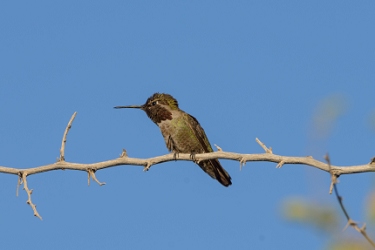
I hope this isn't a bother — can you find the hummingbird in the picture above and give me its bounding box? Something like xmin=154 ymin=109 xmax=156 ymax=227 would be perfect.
xmin=114 ymin=93 xmax=232 ymax=187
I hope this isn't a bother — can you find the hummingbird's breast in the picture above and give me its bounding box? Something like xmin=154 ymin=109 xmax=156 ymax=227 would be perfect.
xmin=158 ymin=111 xmax=203 ymax=154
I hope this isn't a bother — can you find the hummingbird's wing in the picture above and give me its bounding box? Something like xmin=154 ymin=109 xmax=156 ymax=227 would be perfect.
xmin=185 ymin=113 xmax=232 ymax=187
xmin=185 ymin=114 xmax=213 ymax=153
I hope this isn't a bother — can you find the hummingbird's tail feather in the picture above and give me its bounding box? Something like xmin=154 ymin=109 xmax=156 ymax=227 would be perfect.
xmin=198 ymin=159 xmax=232 ymax=187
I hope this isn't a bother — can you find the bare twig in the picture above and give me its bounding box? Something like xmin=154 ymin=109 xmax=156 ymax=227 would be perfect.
xmin=256 ymin=138 xmax=272 ymax=154
xmin=21 ymin=172 xmax=42 ymax=220
xmin=325 ymin=154 xmax=375 ymax=248
xmin=59 ymin=112 xmax=77 ymax=162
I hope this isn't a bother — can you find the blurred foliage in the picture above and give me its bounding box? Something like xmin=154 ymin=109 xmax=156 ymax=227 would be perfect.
xmin=283 ymin=196 xmax=375 ymax=250
xmin=282 ymin=197 xmax=338 ymax=232
xmin=326 ymin=240 xmax=370 ymax=250
xmin=366 ymin=192 xmax=375 ymax=224
xmin=311 ymin=94 xmax=348 ymax=139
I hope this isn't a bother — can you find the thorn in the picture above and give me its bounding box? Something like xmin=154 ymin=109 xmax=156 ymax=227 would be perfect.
xmin=87 ymin=169 xmax=106 ymax=186
xmin=120 ymin=149 xmax=127 ymax=158
xmin=88 ymin=171 xmax=91 ymax=186
xmin=16 ymin=174 xmax=22 ymax=197
xmin=341 ymin=215 xmax=360 ymax=232
xmin=239 ymin=158 xmax=247 ymax=170
xmin=214 ymin=144 xmax=223 ymax=151
xmin=256 ymin=138 xmax=273 ymax=154
xmin=329 ymin=181 xmax=334 ymax=195
xmin=343 ymin=221 xmax=351 ymax=231
xmin=276 ymin=161 xmax=285 ymax=168
xmin=143 ymin=162 xmax=152 ymax=172
xmin=329 ymin=174 xmax=338 ymax=194
xmin=324 ymin=154 xmax=331 ymax=166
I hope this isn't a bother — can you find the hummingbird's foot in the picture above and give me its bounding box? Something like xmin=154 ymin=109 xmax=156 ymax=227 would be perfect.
xmin=173 ymin=151 xmax=179 ymax=161
xmin=190 ymin=152 xmax=197 ymax=163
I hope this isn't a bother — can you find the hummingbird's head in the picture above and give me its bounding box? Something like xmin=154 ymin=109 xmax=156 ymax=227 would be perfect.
xmin=114 ymin=93 xmax=179 ymax=124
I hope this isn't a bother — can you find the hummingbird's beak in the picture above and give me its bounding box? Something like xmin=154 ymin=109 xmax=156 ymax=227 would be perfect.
xmin=114 ymin=105 xmax=145 ymax=110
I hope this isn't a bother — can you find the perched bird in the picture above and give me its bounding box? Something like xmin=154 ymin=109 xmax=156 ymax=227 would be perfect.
xmin=114 ymin=93 xmax=232 ymax=187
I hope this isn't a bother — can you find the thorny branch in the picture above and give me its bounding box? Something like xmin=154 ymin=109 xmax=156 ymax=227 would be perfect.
xmin=326 ymin=154 xmax=375 ymax=248
xmin=0 ymin=112 xmax=374 ymax=223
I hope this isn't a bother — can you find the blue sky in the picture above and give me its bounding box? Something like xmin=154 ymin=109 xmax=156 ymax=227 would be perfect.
xmin=1 ymin=1 xmax=375 ymax=249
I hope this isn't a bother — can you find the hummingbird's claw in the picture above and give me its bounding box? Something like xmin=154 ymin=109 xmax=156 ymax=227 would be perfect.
xmin=173 ymin=152 xmax=179 ymax=161
xmin=190 ymin=152 xmax=197 ymax=163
